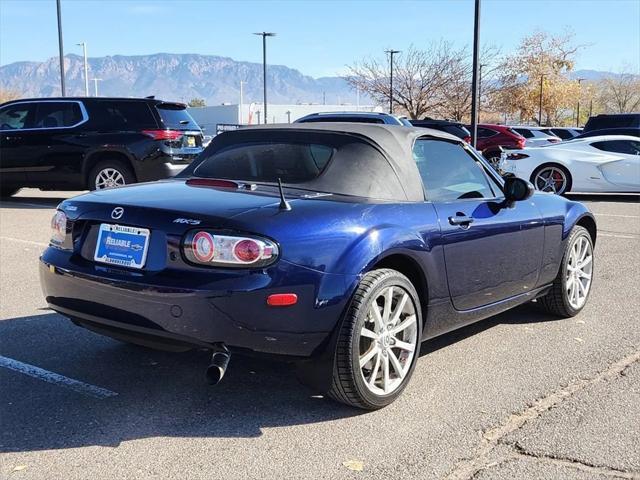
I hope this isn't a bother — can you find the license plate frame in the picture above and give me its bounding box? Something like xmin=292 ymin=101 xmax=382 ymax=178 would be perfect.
xmin=94 ymin=223 xmax=150 ymax=269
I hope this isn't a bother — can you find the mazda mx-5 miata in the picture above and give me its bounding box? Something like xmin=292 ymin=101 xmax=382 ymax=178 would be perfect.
xmin=40 ymin=123 xmax=597 ymax=409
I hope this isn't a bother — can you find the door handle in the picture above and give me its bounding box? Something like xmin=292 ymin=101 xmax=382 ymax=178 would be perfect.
xmin=448 ymin=214 xmax=474 ymax=226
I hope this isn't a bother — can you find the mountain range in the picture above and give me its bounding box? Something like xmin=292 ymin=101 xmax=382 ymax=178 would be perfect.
xmin=0 ymin=52 xmax=622 ymax=106
xmin=0 ymin=53 xmax=361 ymax=106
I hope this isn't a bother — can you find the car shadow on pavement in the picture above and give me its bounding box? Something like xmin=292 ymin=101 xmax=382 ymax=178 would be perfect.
xmin=0 ymin=195 xmax=71 ymax=210
xmin=1 ymin=305 xmax=559 ymax=453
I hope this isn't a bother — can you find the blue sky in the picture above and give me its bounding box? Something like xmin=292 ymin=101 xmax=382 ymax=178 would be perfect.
xmin=1 ymin=0 xmax=639 ymax=77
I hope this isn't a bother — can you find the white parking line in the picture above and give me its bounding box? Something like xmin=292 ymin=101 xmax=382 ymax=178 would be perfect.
xmin=598 ymin=233 xmax=639 ymax=239
xmin=594 ymin=213 xmax=640 ymax=219
xmin=0 ymin=355 xmax=118 ymax=399
xmin=0 ymin=236 xmax=48 ymax=248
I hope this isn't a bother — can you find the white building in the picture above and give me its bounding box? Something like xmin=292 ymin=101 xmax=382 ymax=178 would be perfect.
xmin=188 ymin=103 xmax=383 ymax=134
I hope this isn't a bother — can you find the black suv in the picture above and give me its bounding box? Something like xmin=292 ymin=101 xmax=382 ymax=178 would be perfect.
xmin=409 ymin=118 xmax=471 ymax=142
xmin=0 ymin=97 xmax=204 ymax=196
xmin=582 ymin=113 xmax=640 ymax=137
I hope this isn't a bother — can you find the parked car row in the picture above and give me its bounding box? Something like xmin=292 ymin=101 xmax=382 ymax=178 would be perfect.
xmin=1 ymin=97 xmax=638 ymax=197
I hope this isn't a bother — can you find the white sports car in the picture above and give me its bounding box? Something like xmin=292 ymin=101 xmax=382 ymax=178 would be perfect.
xmin=502 ymin=135 xmax=640 ymax=194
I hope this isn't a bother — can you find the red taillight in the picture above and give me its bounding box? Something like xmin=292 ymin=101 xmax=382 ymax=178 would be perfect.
xmin=463 ymin=136 xmax=472 ymax=144
xmin=141 ymin=129 xmax=183 ymax=141
xmin=183 ymin=231 xmax=279 ymax=268
xmin=234 ymin=239 xmax=261 ymax=263
xmin=192 ymin=232 xmax=215 ymax=262
xmin=267 ymin=293 xmax=298 ymax=307
xmin=516 ymin=137 xmax=526 ymax=149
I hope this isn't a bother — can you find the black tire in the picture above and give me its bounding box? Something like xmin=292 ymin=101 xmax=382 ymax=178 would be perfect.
xmin=537 ymin=226 xmax=594 ymax=317
xmin=327 ymin=268 xmax=423 ymax=410
xmin=0 ymin=186 xmax=20 ymax=198
xmin=530 ymin=164 xmax=572 ymax=195
xmin=88 ymin=160 xmax=135 ymax=191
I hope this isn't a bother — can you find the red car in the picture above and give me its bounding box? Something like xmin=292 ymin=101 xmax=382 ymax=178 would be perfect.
xmin=473 ymin=124 xmax=527 ymax=163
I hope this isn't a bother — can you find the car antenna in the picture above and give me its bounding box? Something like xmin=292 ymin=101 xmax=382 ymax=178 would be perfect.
xmin=277 ymin=178 xmax=292 ymax=211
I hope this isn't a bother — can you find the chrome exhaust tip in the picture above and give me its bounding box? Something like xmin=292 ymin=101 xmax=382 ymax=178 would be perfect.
xmin=206 ymin=346 xmax=230 ymax=385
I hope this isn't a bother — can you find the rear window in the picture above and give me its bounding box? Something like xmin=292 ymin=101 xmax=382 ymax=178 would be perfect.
xmin=514 ymin=128 xmax=534 ymax=138
xmin=156 ymin=104 xmax=200 ymax=129
xmin=442 ymin=125 xmax=471 ymax=138
xmin=193 ymin=142 xmax=334 ymax=184
xmin=90 ymin=101 xmax=157 ymax=129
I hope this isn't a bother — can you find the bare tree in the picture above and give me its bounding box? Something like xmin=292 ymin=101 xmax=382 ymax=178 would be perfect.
xmin=345 ymin=43 xmax=464 ymax=119
xmin=597 ymin=70 xmax=640 ymax=113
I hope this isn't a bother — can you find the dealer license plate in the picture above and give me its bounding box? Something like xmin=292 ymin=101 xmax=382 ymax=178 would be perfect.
xmin=94 ymin=224 xmax=150 ymax=269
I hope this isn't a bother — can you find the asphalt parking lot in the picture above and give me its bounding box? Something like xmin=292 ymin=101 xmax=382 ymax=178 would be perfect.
xmin=0 ymin=189 xmax=638 ymax=480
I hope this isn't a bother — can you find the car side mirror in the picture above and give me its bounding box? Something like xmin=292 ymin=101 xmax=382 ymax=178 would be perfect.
xmin=503 ymin=177 xmax=534 ymax=203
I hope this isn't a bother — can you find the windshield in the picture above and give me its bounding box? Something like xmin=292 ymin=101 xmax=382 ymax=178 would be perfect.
xmin=192 ymin=142 xmax=335 ymax=184
xmin=156 ymin=104 xmax=200 ymax=130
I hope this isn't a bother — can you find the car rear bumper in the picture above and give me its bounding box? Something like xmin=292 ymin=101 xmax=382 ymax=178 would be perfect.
xmin=39 ymin=250 xmax=355 ymax=357
xmin=135 ymin=151 xmax=202 ymax=182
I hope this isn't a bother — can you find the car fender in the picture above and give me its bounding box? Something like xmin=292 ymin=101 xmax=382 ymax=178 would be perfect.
xmin=82 ymin=146 xmax=137 ymax=176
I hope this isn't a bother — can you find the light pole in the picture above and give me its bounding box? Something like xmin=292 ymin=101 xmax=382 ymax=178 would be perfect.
xmin=385 ymin=49 xmax=400 ymax=114
xmin=538 ymin=73 xmax=546 ymax=126
xmin=91 ymin=78 xmax=102 ymax=96
xmin=77 ymin=42 xmax=89 ymax=96
xmin=576 ymin=78 xmax=585 ymax=127
xmin=56 ymin=0 xmax=66 ymax=96
xmin=253 ymin=32 xmax=276 ymax=124
xmin=470 ymin=0 xmax=481 ymax=147
xmin=239 ymin=80 xmax=246 ymax=124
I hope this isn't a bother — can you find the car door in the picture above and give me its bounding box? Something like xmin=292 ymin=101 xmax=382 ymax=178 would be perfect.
xmin=25 ymin=101 xmax=88 ymax=187
xmin=0 ymin=102 xmax=36 ymax=186
xmin=413 ymin=138 xmax=545 ymax=310
xmin=590 ymin=140 xmax=640 ymax=189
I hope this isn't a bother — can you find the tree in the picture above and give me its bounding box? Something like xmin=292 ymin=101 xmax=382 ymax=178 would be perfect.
xmin=188 ymin=98 xmax=206 ymax=108
xmin=597 ymin=71 xmax=640 ymax=113
xmin=490 ymin=31 xmax=584 ymax=126
xmin=345 ymin=43 xmax=465 ymax=119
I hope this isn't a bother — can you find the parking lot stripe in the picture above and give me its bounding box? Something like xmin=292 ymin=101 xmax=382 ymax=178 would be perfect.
xmin=598 ymin=233 xmax=639 ymax=239
xmin=0 ymin=355 xmax=118 ymax=399
xmin=0 ymin=236 xmax=48 ymax=248
xmin=594 ymin=213 xmax=640 ymax=219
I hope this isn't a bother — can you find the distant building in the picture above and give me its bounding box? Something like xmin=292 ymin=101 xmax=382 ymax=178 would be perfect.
xmin=188 ymin=103 xmax=383 ymax=134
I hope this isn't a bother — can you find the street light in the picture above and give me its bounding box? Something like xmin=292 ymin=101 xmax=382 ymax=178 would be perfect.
xmin=91 ymin=78 xmax=102 ymax=97
xmin=253 ymin=32 xmax=276 ymax=124
xmin=76 ymin=42 xmax=89 ymax=96
xmin=56 ymin=0 xmax=66 ymax=96
xmin=470 ymin=0 xmax=481 ymax=147
xmin=385 ymin=49 xmax=400 ymax=114
xmin=538 ymin=73 xmax=546 ymax=126
xmin=576 ymin=78 xmax=585 ymax=127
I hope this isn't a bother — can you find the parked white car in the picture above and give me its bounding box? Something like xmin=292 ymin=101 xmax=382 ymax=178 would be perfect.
xmin=502 ymin=135 xmax=640 ymax=194
xmin=510 ymin=126 xmax=562 ymax=147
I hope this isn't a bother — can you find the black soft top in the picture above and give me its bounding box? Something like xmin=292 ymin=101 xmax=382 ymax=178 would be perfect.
xmin=181 ymin=123 xmax=463 ymax=202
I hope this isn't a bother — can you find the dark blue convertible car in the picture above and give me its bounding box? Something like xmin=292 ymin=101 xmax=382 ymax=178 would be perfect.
xmin=40 ymin=123 xmax=596 ymax=409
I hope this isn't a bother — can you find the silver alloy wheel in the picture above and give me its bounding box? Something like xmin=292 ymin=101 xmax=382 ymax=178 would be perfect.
xmin=566 ymin=234 xmax=593 ymax=309
xmin=358 ymin=286 xmax=418 ymax=396
xmin=95 ymin=168 xmax=126 ymax=190
xmin=534 ymin=167 xmax=568 ymax=194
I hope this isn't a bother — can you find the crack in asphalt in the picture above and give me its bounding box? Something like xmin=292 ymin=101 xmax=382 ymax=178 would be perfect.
xmin=443 ymin=350 xmax=640 ymax=480
xmin=507 ymin=444 xmax=640 ymax=479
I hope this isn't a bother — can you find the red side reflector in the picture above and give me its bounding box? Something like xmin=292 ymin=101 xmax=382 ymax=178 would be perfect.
xmin=267 ymin=293 xmax=298 ymax=307
xmin=186 ymin=178 xmax=241 ymax=189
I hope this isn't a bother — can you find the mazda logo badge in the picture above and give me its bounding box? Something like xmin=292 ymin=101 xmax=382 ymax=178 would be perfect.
xmin=111 ymin=207 xmax=124 ymax=220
